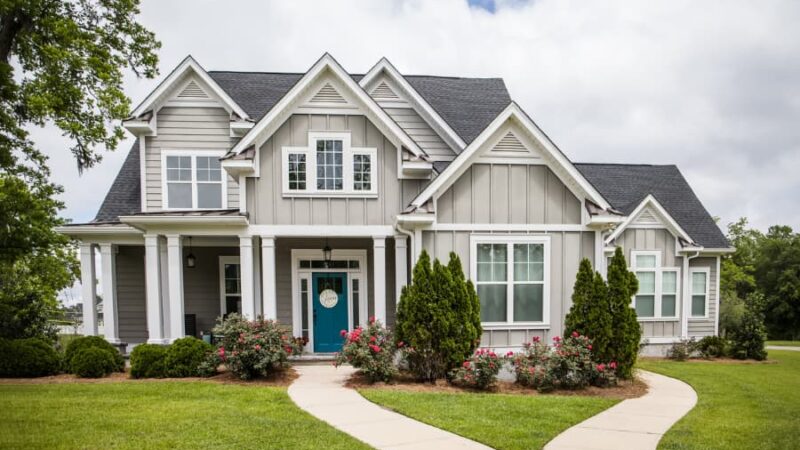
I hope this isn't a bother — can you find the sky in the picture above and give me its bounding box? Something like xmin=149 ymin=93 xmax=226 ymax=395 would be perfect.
xmin=34 ymin=0 xmax=800 ymax=234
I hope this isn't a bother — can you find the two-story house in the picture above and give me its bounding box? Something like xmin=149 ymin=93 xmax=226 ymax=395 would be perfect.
xmin=59 ymin=54 xmax=733 ymax=355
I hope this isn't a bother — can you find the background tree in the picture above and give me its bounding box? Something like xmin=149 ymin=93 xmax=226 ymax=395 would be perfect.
xmin=606 ymin=247 xmax=641 ymax=378
xmin=564 ymin=259 xmax=613 ymax=359
xmin=0 ymin=0 xmax=159 ymax=341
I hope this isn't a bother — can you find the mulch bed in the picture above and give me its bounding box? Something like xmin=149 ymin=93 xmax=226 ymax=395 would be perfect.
xmin=346 ymin=371 xmax=648 ymax=399
xmin=0 ymin=367 xmax=298 ymax=387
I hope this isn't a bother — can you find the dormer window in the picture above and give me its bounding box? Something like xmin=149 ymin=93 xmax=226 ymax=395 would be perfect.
xmin=282 ymin=132 xmax=377 ymax=196
xmin=162 ymin=151 xmax=227 ymax=210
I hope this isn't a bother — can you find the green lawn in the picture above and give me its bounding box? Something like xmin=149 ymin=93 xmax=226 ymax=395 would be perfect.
xmin=766 ymin=340 xmax=800 ymax=347
xmin=0 ymin=382 xmax=368 ymax=449
xmin=638 ymin=350 xmax=800 ymax=449
xmin=359 ymin=389 xmax=618 ymax=449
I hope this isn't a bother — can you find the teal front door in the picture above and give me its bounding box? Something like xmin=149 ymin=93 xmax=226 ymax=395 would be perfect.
xmin=312 ymin=272 xmax=348 ymax=353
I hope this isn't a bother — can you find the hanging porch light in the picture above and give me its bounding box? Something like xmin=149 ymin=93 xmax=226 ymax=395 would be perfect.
xmin=186 ymin=236 xmax=197 ymax=269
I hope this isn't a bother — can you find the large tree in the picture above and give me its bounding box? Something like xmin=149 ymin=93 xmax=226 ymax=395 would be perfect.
xmin=0 ymin=0 xmax=159 ymax=340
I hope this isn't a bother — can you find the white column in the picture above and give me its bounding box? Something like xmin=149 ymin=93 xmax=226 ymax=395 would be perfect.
xmin=373 ymin=237 xmax=387 ymax=324
xmin=261 ymin=236 xmax=277 ymax=320
xmin=159 ymin=238 xmax=171 ymax=341
xmin=239 ymin=236 xmax=256 ymax=319
xmin=166 ymin=235 xmax=185 ymax=341
xmin=394 ymin=235 xmax=408 ymax=307
xmin=79 ymin=243 xmax=98 ymax=336
xmin=681 ymin=256 xmax=690 ymax=338
xmin=144 ymin=235 xmax=165 ymax=344
xmin=595 ymin=230 xmax=607 ymax=278
xmin=99 ymin=243 xmax=119 ymax=343
xmin=253 ymin=237 xmax=262 ymax=317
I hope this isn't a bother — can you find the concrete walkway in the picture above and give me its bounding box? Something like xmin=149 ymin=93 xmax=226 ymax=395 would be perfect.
xmin=545 ymin=370 xmax=697 ymax=450
xmin=767 ymin=345 xmax=800 ymax=352
xmin=288 ymin=364 xmax=491 ymax=449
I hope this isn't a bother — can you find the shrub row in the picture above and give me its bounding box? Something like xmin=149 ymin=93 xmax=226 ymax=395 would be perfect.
xmin=0 ymin=338 xmax=61 ymax=377
xmin=667 ymin=332 xmax=767 ymax=362
xmin=130 ymin=337 xmax=213 ymax=378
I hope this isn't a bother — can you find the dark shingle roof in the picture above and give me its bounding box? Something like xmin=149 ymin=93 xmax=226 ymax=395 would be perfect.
xmin=93 ymin=139 xmax=141 ymax=223
xmin=207 ymin=71 xmax=510 ymax=144
xmin=575 ymin=163 xmax=729 ymax=248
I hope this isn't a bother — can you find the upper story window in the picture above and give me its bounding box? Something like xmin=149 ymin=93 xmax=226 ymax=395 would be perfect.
xmin=631 ymin=251 xmax=680 ymax=320
xmin=282 ymin=132 xmax=377 ymax=196
xmin=690 ymin=268 xmax=709 ymax=318
xmin=471 ymin=236 xmax=550 ymax=326
xmin=162 ymin=151 xmax=226 ymax=210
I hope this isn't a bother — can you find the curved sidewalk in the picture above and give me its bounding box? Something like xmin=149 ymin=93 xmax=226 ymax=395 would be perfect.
xmin=545 ymin=370 xmax=697 ymax=450
xmin=288 ymin=364 xmax=491 ymax=449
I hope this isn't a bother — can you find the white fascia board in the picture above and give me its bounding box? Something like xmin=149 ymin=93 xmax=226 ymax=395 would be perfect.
xmin=410 ymin=102 xmax=611 ymax=210
xmin=119 ymin=215 xmax=249 ymax=227
xmin=221 ymin=159 xmax=256 ymax=178
xmin=56 ymin=224 xmax=143 ymax=236
xmin=396 ymin=214 xmax=435 ymax=224
xmin=605 ymin=194 xmax=693 ymax=245
xmin=230 ymin=121 xmax=255 ymax=137
xmin=360 ymin=58 xmax=467 ymax=150
xmin=228 ymin=53 xmax=426 ymax=160
xmin=129 ymin=55 xmax=249 ymax=120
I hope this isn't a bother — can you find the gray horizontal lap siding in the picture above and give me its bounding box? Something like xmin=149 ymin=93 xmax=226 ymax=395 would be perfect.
xmin=115 ymin=246 xmax=147 ymax=343
xmin=249 ymin=114 xmax=424 ymax=226
xmin=688 ymin=257 xmax=718 ymax=337
xmin=383 ymin=107 xmax=456 ymax=162
xmin=182 ymin=246 xmax=239 ymax=336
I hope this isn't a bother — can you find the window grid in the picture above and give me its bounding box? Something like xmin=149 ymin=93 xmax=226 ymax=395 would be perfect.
xmin=288 ymin=153 xmax=306 ymax=190
xmin=196 ymin=156 xmax=222 ymax=209
xmin=164 ymin=153 xmax=225 ymax=210
xmin=690 ymin=270 xmax=709 ymax=317
xmin=631 ymin=252 xmax=680 ymax=320
xmin=353 ymin=154 xmax=372 ymax=191
xmin=315 ymin=139 xmax=343 ymax=191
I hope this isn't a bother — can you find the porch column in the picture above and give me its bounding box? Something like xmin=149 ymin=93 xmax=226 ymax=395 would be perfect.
xmin=261 ymin=236 xmax=277 ymax=320
xmin=239 ymin=236 xmax=256 ymax=319
xmin=373 ymin=237 xmax=387 ymax=324
xmin=394 ymin=235 xmax=408 ymax=307
xmin=144 ymin=235 xmax=165 ymax=344
xmin=595 ymin=230 xmax=607 ymax=278
xmin=99 ymin=243 xmax=120 ymax=343
xmin=79 ymin=243 xmax=98 ymax=336
xmin=166 ymin=234 xmax=185 ymax=341
xmin=159 ymin=238 xmax=171 ymax=341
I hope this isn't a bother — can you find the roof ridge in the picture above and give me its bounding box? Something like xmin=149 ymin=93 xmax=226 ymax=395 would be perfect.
xmin=574 ymin=162 xmax=678 ymax=168
xmin=207 ymin=70 xmax=503 ymax=81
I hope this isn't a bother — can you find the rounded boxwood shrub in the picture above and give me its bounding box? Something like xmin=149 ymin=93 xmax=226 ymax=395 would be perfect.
xmin=130 ymin=344 xmax=168 ymax=378
xmin=71 ymin=347 xmax=117 ymax=378
xmin=0 ymin=338 xmax=62 ymax=378
xmin=164 ymin=337 xmax=213 ymax=377
xmin=65 ymin=336 xmax=124 ymax=372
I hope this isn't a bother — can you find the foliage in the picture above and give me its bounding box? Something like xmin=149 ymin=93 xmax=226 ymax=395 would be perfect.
xmin=70 ymin=347 xmax=115 ymax=378
xmin=695 ymin=336 xmax=728 ymax=359
xmin=164 ymin=337 xmax=213 ymax=378
xmin=510 ymin=333 xmax=617 ymax=392
xmin=449 ymin=348 xmax=503 ymax=390
xmin=729 ymin=294 xmax=768 ymax=361
xmin=564 ymin=258 xmax=613 ymax=359
xmin=666 ymin=338 xmax=696 ymax=361
xmin=606 ymin=247 xmax=641 ymax=378
xmin=719 ymin=292 xmax=746 ymax=338
xmin=129 ymin=344 xmax=167 ymax=379
xmin=210 ymin=314 xmax=301 ymax=380
xmin=0 ymin=337 xmax=61 ymax=377
xmin=396 ymin=250 xmax=481 ymax=382
xmin=64 ymin=336 xmax=123 ymax=373
xmin=334 ymin=319 xmax=397 ymax=383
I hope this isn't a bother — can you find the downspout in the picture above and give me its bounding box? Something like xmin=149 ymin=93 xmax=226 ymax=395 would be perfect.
xmin=394 ymin=219 xmax=415 ymax=266
xmin=682 ymin=250 xmax=701 ymax=338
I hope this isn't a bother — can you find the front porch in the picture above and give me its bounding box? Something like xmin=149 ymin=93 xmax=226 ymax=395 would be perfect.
xmin=77 ymin=231 xmax=409 ymax=353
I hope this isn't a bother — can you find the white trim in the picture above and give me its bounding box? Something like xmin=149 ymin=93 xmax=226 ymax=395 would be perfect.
xmin=160 ymin=149 xmax=229 ymax=211
xmin=79 ymin=243 xmax=98 ymax=336
xmin=119 ymin=216 xmax=247 ymax=227
xmin=645 ymin=337 xmax=685 ymax=344
xmin=606 ymin=195 xmax=693 ymax=245
xmin=238 ymin=174 xmax=247 ymax=214
xmin=57 ymin=224 xmax=143 ymax=236
xmin=469 ymin=234 xmax=551 ymax=327
xmin=373 ymin=237 xmax=387 ymax=324
xmin=130 ymin=56 xmax=249 ymax=120
xmin=394 ymin=235 xmax=408 ymax=307
xmin=218 ymin=255 xmax=241 ymax=315
xmin=261 ymin=237 xmax=277 ymax=319
xmin=410 ymin=103 xmax=611 ymax=211
xmin=139 ymin=137 xmax=148 ymax=212
xmin=290 ymin=249 xmax=368 ymax=353
xmin=630 ymin=250 xmax=682 ymax=321
xmin=239 ymin=236 xmax=256 ymax=318
xmin=99 ymin=243 xmax=120 ymax=344
xmin=689 ymin=266 xmax=711 ymax=319
xmin=166 ymin=235 xmax=185 ymax=342
xmin=144 ymin=235 xmax=166 ymax=344
xmin=247 ymin=225 xmax=394 ymax=238
xmin=427 ymin=223 xmax=590 ymax=232
xmin=228 ymin=53 xmax=425 ymax=160
xmin=594 ymin=230 xmax=606 ymax=278
xmin=715 ymin=256 xmax=721 ymax=335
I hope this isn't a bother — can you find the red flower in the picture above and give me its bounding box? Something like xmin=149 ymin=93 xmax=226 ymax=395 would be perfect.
xmin=369 ymin=336 xmax=376 ymax=343
xmin=463 ymin=361 xmax=471 ymax=368
xmin=588 ymin=344 xmax=593 ymax=350
xmin=609 ymin=361 xmax=617 ymax=370
xmin=369 ymin=344 xmax=381 ymax=353
xmin=506 ymin=351 xmax=514 ymax=357
xmin=340 ymin=330 xmax=347 ymax=337
xmin=532 ymin=336 xmax=541 ymax=343
xmin=553 ymin=336 xmax=561 ymax=342
xmin=369 ymin=316 xmax=376 ymax=324
xmin=254 ymin=344 xmax=261 ymax=351
xmin=571 ymin=331 xmax=579 ymax=338
xmin=597 ymin=363 xmax=606 ymax=372
xmin=397 ymin=341 xmax=405 ymax=348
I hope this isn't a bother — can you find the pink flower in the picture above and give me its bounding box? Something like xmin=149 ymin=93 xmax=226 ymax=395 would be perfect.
xmin=597 ymin=363 xmax=606 ymax=372
xmin=506 ymin=351 xmax=514 ymax=357
xmin=553 ymin=336 xmax=561 ymax=342
xmin=397 ymin=341 xmax=405 ymax=348
xmin=571 ymin=331 xmax=579 ymax=338
xmin=609 ymin=361 xmax=617 ymax=370
xmin=340 ymin=330 xmax=347 ymax=337
xmin=463 ymin=361 xmax=471 ymax=368
xmin=369 ymin=316 xmax=376 ymax=324
xmin=532 ymin=336 xmax=541 ymax=343
xmin=254 ymin=344 xmax=261 ymax=351
xmin=369 ymin=344 xmax=381 ymax=353
xmin=369 ymin=336 xmax=376 ymax=343
xmin=588 ymin=344 xmax=593 ymax=350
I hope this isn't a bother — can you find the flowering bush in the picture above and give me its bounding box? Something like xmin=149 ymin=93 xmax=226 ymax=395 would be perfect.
xmin=207 ymin=314 xmax=302 ymax=380
xmin=334 ymin=318 xmax=397 ymax=382
xmin=510 ymin=333 xmax=618 ymax=392
xmin=450 ymin=348 xmax=502 ymax=390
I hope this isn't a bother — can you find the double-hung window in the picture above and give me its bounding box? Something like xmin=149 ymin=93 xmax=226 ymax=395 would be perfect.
xmin=690 ymin=268 xmax=709 ymax=318
xmin=282 ymin=132 xmax=377 ymax=196
xmin=631 ymin=251 xmax=680 ymax=320
xmin=472 ymin=236 xmax=549 ymax=326
xmin=163 ymin=151 xmax=226 ymax=210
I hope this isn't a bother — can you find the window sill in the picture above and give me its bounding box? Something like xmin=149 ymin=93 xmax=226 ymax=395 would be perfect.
xmin=637 ymin=317 xmax=680 ymax=322
xmin=688 ymin=316 xmax=710 ymax=320
xmin=482 ymin=323 xmax=550 ymax=330
xmin=282 ymin=192 xmax=378 ymax=199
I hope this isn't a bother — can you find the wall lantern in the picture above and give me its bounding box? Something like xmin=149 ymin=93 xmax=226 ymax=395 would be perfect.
xmin=322 ymin=240 xmax=332 ymax=268
xmin=186 ymin=237 xmax=197 ymax=269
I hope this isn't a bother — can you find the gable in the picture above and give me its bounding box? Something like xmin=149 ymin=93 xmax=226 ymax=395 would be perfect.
xmin=308 ymin=82 xmax=348 ymax=104
xmin=371 ymin=80 xmax=401 ymax=101
xmin=632 ymin=206 xmax=661 ymax=226
xmin=605 ymin=195 xmax=693 ymax=246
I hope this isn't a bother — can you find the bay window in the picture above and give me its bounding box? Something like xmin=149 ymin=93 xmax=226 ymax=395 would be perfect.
xmin=472 ymin=236 xmax=549 ymax=326
xmin=631 ymin=251 xmax=680 ymax=320
xmin=163 ymin=151 xmax=226 ymax=210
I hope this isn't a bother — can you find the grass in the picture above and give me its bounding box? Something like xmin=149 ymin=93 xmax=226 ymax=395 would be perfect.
xmin=359 ymin=389 xmax=618 ymax=450
xmin=0 ymin=382 xmax=368 ymax=449
xmin=766 ymin=340 xmax=800 ymax=347
xmin=638 ymin=350 xmax=800 ymax=449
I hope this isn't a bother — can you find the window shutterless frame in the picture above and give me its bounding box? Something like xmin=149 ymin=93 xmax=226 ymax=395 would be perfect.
xmin=630 ymin=250 xmax=681 ymax=321
xmin=469 ymin=234 xmax=550 ymax=329
xmin=689 ymin=267 xmax=710 ymax=319
xmin=161 ymin=149 xmax=228 ymax=210
xmin=218 ymin=256 xmax=241 ymax=315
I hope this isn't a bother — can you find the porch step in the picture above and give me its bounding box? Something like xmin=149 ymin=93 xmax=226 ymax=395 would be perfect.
xmin=290 ymin=353 xmax=337 ymax=364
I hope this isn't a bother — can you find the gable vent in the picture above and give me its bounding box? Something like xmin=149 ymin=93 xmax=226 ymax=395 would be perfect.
xmin=493 ymin=131 xmax=526 ymax=152
xmin=310 ymin=83 xmax=347 ymax=104
xmin=371 ymin=81 xmax=400 ymax=100
xmin=634 ymin=207 xmax=661 ymax=225
xmin=177 ymin=80 xmax=208 ymax=99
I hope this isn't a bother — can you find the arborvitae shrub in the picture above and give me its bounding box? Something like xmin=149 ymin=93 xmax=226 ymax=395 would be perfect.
xmin=564 ymin=259 xmax=613 ymax=360
xmin=606 ymin=247 xmax=641 ymax=378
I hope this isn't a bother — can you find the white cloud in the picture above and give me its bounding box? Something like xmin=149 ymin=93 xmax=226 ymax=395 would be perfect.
xmin=35 ymin=0 xmax=800 ymax=232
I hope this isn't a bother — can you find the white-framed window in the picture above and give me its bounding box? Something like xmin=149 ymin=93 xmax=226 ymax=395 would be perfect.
xmin=630 ymin=251 xmax=680 ymax=320
xmin=690 ymin=267 xmax=710 ymax=318
xmin=219 ymin=256 xmax=241 ymax=316
xmin=162 ymin=150 xmax=227 ymax=210
xmin=282 ymin=132 xmax=377 ymax=196
xmin=470 ymin=235 xmax=550 ymax=327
